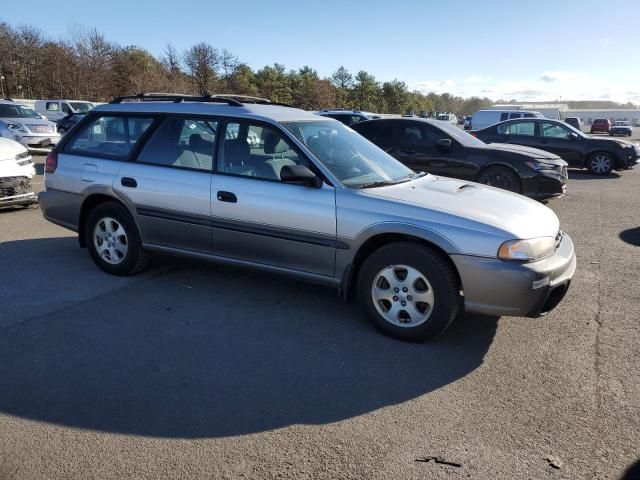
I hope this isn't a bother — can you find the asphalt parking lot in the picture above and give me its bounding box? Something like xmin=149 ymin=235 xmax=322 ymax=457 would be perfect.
xmin=1 ymin=155 xmax=639 ymax=479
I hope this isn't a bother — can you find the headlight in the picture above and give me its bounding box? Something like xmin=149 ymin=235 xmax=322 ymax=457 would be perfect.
xmin=6 ymin=123 xmax=28 ymax=133
xmin=526 ymin=161 xmax=557 ymax=171
xmin=15 ymin=151 xmax=32 ymax=165
xmin=498 ymin=237 xmax=556 ymax=262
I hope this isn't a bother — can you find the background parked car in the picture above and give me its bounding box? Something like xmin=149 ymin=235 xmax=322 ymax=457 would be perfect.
xmin=590 ymin=118 xmax=611 ymax=134
xmin=0 ymin=137 xmax=37 ymax=207
xmin=470 ymin=109 xmax=544 ymax=131
xmin=610 ymin=120 xmax=633 ymax=137
xmin=0 ymin=100 xmax=60 ymax=152
xmin=34 ymin=100 xmax=95 ymax=122
xmin=435 ymin=113 xmax=457 ymax=125
xmin=56 ymin=113 xmax=86 ymax=134
xmin=316 ymin=109 xmax=380 ymax=126
xmin=473 ymin=118 xmax=639 ymax=175
xmin=352 ymin=117 xmax=567 ymax=199
xmin=564 ymin=117 xmax=583 ymax=130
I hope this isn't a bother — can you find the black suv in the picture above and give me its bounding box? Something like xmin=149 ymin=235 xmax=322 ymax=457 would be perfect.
xmin=316 ymin=109 xmax=379 ymax=126
xmin=473 ymin=118 xmax=639 ymax=175
xmin=353 ymin=117 xmax=567 ymax=200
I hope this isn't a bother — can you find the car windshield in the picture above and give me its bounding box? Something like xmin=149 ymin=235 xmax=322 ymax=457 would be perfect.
xmin=614 ymin=121 xmax=630 ymax=126
xmin=0 ymin=104 xmax=42 ymax=118
xmin=433 ymin=119 xmax=488 ymax=146
xmin=69 ymin=102 xmax=93 ymax=113
xmin=283 ymin=120 xmax=416 ymax=188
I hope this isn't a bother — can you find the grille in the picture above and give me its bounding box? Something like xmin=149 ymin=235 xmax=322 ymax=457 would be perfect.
xmin=0 ymin=176 xmax=31 ymax=198
xmin=555 ymin=230 xmax=563 ymax=250
xmin=29 ymin=124 xmax=54 ymax=133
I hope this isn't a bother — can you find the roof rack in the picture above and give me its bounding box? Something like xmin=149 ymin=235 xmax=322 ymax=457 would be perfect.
xmin=110 ymin=93 xmax=243 ymax=106
xmin=109 ymin=92 xmax=294 ymax=108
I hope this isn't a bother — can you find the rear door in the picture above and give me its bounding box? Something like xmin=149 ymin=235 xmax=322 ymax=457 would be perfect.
xmin=210 ymin=119 xmax=336 ymax=278
xmin=114 ymin=116 xmax=218 ymax=253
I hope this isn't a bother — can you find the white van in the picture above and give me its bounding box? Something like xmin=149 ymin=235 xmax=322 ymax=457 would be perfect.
xmin=470 ymin=110 xmax=544 ymax=131
xmin=436 ymin=113 xmax=458 ymax=125
xmin=34 ymin=100 xmax=95 ymax=122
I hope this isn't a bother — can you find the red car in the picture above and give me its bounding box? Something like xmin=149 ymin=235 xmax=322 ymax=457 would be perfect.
xmin=590 ymin=118 xmax=612 ymax=134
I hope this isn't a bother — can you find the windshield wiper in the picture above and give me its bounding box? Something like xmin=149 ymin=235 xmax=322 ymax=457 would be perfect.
xmin=355 ymin=172 xmax=426 ymax=189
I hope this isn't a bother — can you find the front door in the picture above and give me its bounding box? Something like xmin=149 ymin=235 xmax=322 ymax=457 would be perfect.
xmin=537 ymin=121 xmax=582 ymax=166
xmin=211 ymin=120 xmax=336 ymax=278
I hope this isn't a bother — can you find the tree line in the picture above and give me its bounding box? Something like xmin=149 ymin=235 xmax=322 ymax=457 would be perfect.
xmin=4 ymin=21 xmax=633 ymax=115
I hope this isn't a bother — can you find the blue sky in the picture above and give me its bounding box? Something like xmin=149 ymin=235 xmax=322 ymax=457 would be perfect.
xmin=3 ymin=0 xmax=639 ymax=102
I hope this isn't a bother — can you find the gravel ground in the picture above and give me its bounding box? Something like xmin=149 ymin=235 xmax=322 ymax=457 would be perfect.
xmin=0 ymin=156 xmax=638 ymax=479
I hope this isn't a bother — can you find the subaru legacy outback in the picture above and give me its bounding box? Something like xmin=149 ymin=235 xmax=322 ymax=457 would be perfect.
xmin=39 ymin=94 xmax=576 ymax=342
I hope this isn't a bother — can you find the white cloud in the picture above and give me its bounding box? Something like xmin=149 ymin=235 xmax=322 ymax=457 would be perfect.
xmin=466 ymin=75 xmax=493 ymax=84
xmin=411 ymin=71 xmax=638 ymax=103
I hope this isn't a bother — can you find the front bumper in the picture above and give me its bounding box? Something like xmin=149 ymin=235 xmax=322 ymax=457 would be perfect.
xmin=0 ymin=176 xmax=38 ymax=207
xmin=452 ymin=232 xmax=576 ymax=317
xmin=11 ymin=133 xmax=60 ymax=152
xmin=522 ymin=168 xmax=567 ymax=200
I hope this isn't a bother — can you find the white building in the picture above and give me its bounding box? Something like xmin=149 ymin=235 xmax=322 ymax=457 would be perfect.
xmin=489 ymin=102 xmax=567 ymax=120
xmin=562 ymin=109 xmax=640 ymax=125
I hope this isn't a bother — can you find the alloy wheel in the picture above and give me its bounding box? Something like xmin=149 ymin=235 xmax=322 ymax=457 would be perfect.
xmin=371 ymin=264 xmax=435 ymax=328
xmin=93 ymin=217 xmax=129 ymax=265
xmin=591 ymin=155 xmax=611 ymax=174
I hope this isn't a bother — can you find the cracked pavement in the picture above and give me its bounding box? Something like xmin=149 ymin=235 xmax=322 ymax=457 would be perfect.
xmin=0 ymin=157 xmax=638 ymax=479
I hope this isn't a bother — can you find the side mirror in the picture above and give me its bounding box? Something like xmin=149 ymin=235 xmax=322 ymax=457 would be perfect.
xmin=436 ymin=138 xmax=453 ymax=151
xmin=280 ymin=165 xmax=323 ymax=188
xmin=568 ymin=132 xmax=579 ymax=140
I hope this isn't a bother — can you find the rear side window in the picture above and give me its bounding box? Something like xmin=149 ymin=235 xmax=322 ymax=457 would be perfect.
xmin=356 ymin=121 xmax=394 ymax=146
xmin=65 ymin=115 xmax=154 ymax=158
xmin=523 ymin=113 xmax=535 ymax=118
xmin=46 ymin=102 xmax=59 ymax=111
xmin=136 ymin=117 xmax=217 ymax=172
xmin=500 ymin=112 xmax=509 ymax=121
xmin=498 ymin=121 xmax=535 ymax=136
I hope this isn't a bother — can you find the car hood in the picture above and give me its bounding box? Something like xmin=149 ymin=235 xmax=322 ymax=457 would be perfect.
xmin=362 ymin=175 xmax=560 ymax=239
xmin=0 ymin=137 xmax=28 ymax=159
xmin=0 ymin=116 xmax=56 ymax=127
xmin=480 ymin=142 xmax=563 ymax=161
xmin=589 ymin=136 xmax=635 ymax=148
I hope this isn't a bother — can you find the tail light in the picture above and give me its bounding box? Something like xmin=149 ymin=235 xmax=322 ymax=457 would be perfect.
xmin=45 ymin=151 xmax=58 ymax=173
xmin=470 ymin=131 xmax=478 ymax=137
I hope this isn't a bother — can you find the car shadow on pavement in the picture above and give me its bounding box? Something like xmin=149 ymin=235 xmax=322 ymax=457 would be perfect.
xmin=567 ymin=169 xmax=621 ymax=180
xmin=0 ymin=237 xmax=499 ymax=439
xmin=619 ymin=227 xmax=640 ymax=247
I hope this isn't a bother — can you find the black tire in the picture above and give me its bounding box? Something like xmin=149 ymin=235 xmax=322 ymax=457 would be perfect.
xmin=587 ymin=152 xmax=614 ymax=175
xmin=58 ymin=127 xmax=66 ymax=134
xmin=357 ymin=242 xmax=461 ymax=342
xmin=85 ymin=201 xmax=150 ymax=276
xmin=476 ymin=165 xmax=521 ymax=193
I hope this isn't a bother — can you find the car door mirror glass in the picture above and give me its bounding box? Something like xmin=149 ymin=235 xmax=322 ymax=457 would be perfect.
xmin=280 ymin=165 xmax=323 ymax=188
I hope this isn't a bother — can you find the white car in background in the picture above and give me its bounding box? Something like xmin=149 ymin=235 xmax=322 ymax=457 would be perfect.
xmin=0 ymin=137 xmax=37 ymax=208
xmin=0 ymin=100 xmax=60 ymax=153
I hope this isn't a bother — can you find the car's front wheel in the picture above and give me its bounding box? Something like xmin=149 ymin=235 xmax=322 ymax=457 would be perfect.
xmin=476 ymin=166 xmax=521 ymax=193
xmin=85 ymin=201 xmax=150 ymax=275
xmin=587 ymin=152 xmax=614 ymax=175
xmin=357 ymin=242 xmax=461 ymax=342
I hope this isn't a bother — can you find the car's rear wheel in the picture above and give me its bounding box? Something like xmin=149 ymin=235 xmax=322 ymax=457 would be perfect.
xmin=85 ymin=201 xmax=150 ymax=275
xmin=357 ymin=242 xmax=461 ymax=342
xmin=587 ymin=152 xmax=613 ymax=175
xmin=476 ymin=166 xmax=521 ymax=193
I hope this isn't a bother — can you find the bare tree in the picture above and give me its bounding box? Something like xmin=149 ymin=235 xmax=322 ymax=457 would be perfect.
xmin=183 ymin=42 xmax=219 ymax=95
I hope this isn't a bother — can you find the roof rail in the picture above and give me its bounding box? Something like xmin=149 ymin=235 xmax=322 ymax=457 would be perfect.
xmin=212 ymin=94 xmax=293 ymax=108
xmin=110 ymin=92 xmax=243 ymax=106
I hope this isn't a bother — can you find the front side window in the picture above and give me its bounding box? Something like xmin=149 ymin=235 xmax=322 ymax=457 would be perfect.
xmin=540 ymin=122 xmax=572 ymax=139
xmin=61 ymin=103 xmax=72 ymax=114
xmin=284 ymin=120 xmax=414 ymax=188
xmin=509 ymin=113 xmax=522 ymax=119
xmin=498 ymin=121 xmax=535 ymax=136
xmin=65 ymin=115 xmax=154 ymax=158
xmin=500 ymin=112 xmax=509 ymax=122
xmin=136 ymin=117 xmax=217 ymax=171
xmin=218 ymin=121 xmax=308 ymax=181
xmin=46 ymin=102 xmax=60 ymax=112
xmin=69 ymin=102 xmax=93 ymax=113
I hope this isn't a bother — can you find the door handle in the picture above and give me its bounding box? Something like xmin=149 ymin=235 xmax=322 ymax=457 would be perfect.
xmin=217 ymin=191 xmax=237 ymax=203
xmin=121 ymin=177 xmax=137 ymax=188
xmin=401 ymin=149 xmax=417 ymax=155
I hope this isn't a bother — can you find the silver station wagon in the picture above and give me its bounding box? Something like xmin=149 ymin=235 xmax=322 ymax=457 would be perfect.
xmin=39 ymin=94 xmax=576 ymax=342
